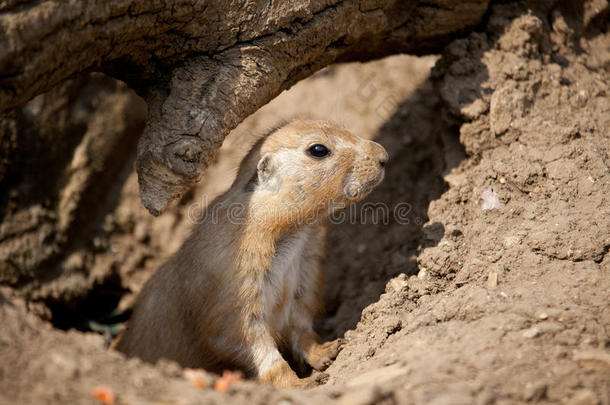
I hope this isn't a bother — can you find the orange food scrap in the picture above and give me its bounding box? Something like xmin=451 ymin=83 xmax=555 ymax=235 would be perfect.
xmin=183 ymin=368 xmax=209 ymax=389
xmin=92 ymin=385 xmax=115 ymax=405
xmin=213 ymin=370 xmax=243 ymax=392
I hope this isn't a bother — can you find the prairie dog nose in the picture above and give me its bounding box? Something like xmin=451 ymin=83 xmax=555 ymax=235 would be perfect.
xmin=379 ymin=151 xmax=389 ymax=167
xmin=369 ymin=141 xmax=388 ymax=168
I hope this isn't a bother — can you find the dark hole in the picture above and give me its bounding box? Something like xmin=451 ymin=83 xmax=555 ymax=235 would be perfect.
xmin=46 ymin=273 xmax=130 ymax=337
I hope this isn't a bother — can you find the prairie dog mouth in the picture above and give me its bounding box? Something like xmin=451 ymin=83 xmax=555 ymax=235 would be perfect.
xmin=343 ymin=172 xmax=384 ymax=201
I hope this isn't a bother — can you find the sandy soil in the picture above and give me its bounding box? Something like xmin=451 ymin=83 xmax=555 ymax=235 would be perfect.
xmin=1 ymin=1 xmax=609 ymax=404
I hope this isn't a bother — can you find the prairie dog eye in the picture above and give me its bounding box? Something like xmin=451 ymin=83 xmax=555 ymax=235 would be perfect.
xmin=306 ymin=144 xmax=331 ymax=159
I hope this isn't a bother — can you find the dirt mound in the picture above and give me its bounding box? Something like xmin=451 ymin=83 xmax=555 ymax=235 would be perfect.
xmin=324 ymin=5 xmax=610 ymax=404
xmin=1 ymin=1 xmax=609 ymax=404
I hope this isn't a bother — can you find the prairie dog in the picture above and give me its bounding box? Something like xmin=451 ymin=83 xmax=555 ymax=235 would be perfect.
xmin=115 ymin=120 xmax=388 ymax=387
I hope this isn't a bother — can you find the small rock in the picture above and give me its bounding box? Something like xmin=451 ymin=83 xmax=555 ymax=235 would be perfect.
xmin=503 ymin=235 xmax=520 ymax=248
xmin=480 ymin=187 xmax=504 ymax=210
xmin=523 ymin=327 xmax=540 ymax=338
xmin=387 ymin=274 xmax=408 ymax=293
xmin=461 ymin=98 xmax=488 ymax=120
xmin=486 ymin=270 xmax=498 ymax=289
xmin=454 ymin=266 xmax=470 ymax=286
xmin=445 ymin=172 xmax=467 ymax=188
xmin=417 ymin=268 xmax=428 ymax=279
xmin=538 ymin=312 xmax=548 ymax=320
xmin=523 ymin=382 xmax=547 ymax=401
xmin=64 ymin=251 xmax=85 ymax=271
xmin=565 ymin=389 xmax=599 ymax=405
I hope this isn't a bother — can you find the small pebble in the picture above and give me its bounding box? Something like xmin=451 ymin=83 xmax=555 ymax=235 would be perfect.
xmin=480 ymin=187 xmax=504 ymax=210
xmin=523 ymin=327 xmax=540 ymax=338
xmin=538 ymin=312 xmax=548 ymax=320
xmin=417 ymin=268 xmax=427 ymax=279
xmin=486 ymin=270 xmax=498 ymax=289
xmin=523 ymin=382 xmax=547 ymax=401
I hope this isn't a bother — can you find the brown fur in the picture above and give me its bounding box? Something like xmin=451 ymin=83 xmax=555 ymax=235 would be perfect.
xmin=114 ymin=120 xmax=388 ymax=386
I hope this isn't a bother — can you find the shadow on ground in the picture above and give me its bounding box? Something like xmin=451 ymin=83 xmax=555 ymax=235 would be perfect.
xmin=318 ymin=77 xmax=465 ymax=340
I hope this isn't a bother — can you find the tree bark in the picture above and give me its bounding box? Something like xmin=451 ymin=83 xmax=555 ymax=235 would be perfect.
xmin=0 ymin=0 xmax=490 ymax=215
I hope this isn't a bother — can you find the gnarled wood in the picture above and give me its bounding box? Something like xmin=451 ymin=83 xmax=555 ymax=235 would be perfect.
xmin=0 ymin=0 xmax=490 ymax=214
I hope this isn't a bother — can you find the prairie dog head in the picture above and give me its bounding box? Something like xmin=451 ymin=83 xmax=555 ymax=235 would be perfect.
xmin=241 ymin=120 xmax=388 ymax=227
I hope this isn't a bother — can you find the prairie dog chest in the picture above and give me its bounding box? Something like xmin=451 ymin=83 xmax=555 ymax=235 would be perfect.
xmin=264 ymin=227 xmax=312 ymax=328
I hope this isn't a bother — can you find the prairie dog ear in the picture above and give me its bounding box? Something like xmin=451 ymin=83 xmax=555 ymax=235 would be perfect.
xmin=257 ymin=152 xmax=277 ymax=185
